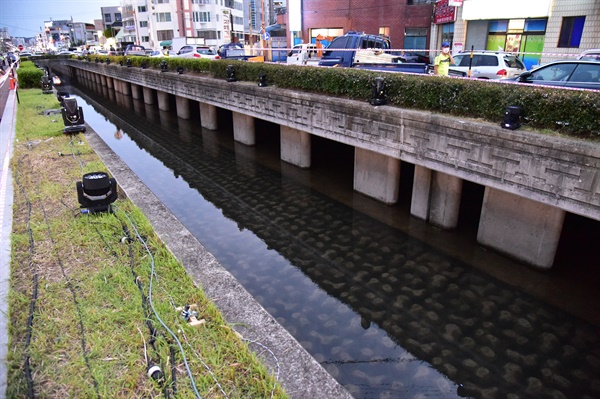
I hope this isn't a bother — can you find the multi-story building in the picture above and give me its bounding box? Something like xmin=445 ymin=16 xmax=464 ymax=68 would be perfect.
xmin=432 ymin=0 xmax=600 ymax=69
xmin=100 ymin=6 xmax=124 ymax=47
xmin=292 ymin=0 xmax=433 ymax=49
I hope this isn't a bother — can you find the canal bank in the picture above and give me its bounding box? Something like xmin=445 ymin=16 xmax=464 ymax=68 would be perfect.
xmin=71 ymin=82 xmax=600 ymax=399
xmin=80 ymin=124 xmax=355 ymax=399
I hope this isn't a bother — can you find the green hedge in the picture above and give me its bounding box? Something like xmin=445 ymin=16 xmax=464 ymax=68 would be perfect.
xmin=68 ymin=55 xmax=600 ymax=139
xmin=15 ymin=60 xmax=45 ymax=89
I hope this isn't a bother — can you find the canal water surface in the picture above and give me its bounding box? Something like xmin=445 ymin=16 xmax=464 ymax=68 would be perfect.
xmin=69 ymin=80 xmax=599 ymax=399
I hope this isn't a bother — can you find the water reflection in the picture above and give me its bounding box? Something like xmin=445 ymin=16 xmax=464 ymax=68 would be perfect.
xmin=70 ymin=78 xmax=600 ymax=399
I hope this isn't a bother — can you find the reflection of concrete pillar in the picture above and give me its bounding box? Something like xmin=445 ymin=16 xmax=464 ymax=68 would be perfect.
xmin=121 ymin=81 xmax=131 ymax=96
xmin=199 ymin=102 xmax=218 ymax=130
xmin=143 ymin=87 xmax=155 ymax=105
xmin=281 ymin=125 xmax=311 ymax=168
xmin=354 ymin=147 xmax=400 ymax=204
xmin=131 ymin=83 xmax=143 ymax=100
xmin=157 ymin=91 xmax=170 ymax=111
xmin=429 ymin=171 xmax=462 ymax=230
xmin=232 ymin=111 xmax=255 ymax=145
xmin=176 ymin=96 xmax=191 ymax=119
xmin=411 ymin=165 xmax=432 ymax=221
xmin=477 ymin=187 xmax=565 ymax=269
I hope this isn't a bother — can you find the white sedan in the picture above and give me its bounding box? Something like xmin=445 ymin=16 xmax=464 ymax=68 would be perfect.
xmin=174 ymin=45 xmax=220 ymax=60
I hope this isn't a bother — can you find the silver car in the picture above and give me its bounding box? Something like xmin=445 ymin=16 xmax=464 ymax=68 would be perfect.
xmin=450 ymin=51 xmax=526 ymax=79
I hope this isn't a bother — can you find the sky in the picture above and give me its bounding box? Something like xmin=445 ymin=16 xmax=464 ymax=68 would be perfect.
xmin=0 ymin=0 xmax=118 ymax=38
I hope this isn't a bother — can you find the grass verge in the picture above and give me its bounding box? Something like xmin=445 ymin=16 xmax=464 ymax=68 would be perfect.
xmin=7 ymin=88 xmax=288 ymax=398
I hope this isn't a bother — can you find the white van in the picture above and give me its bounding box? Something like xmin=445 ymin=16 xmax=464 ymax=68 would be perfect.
xmin=287 ymin=43 xmax=320 ymax=66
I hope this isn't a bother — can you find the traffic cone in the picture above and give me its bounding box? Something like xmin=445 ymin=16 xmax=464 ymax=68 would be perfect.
xmin=9 ymin=77 xmax=16 ymax=90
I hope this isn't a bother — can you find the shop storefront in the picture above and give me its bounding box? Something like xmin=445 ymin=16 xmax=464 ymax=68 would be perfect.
xmin=461 ymin=0 xmax=552 ymax=69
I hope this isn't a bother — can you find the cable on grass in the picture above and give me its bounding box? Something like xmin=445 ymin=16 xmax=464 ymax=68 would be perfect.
xmin=38 ymin=201 xmax=101 ymax=398
xmin=90 ymin=214 xmax=174 ymax=398
xmin=178 ymin=326 xmax=230 ymax=399
xmin=14 ymin=156 xmax=38 ymax=399
xmin=116 ymin=205 xmax=203 ymax=399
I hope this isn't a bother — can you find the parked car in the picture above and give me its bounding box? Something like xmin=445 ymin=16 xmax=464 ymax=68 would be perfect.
xmin=150 ymin=50 xmax=168 ymax=57
xmin=175 ymin=45 xmax=220 ymax=60
xmin=124 ymin=44 xmax=146 ymax=56
xmin=512 ymin=60 xmax=600 ymax=90
xmin=450 ymin=51 xmax=526 ymax=79
xmin=577 ymin=49 xmax=600 ymax=61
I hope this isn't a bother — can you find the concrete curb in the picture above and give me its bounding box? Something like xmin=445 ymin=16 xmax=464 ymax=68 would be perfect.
xmin=0 ymin=85 xmax=17 ymax=399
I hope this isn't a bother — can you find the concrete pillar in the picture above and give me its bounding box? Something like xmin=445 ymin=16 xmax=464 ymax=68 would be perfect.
xmin=429 ymin=171 xmax=463 ymax=229
xmin=199 ymin=102 xmax=218 ymax=130
xmin=232 ymin=111 xmax=255 ymax=145
xmin=114 ymin=79 xmax=122 ymax=93
xmin=143 ymin=87 xmax=155 ymax=105
xmin=281 ymin=125 xmax=311 ymax=168
xmin=106 ymin=77 xmax=114 ymax=90
xmin=100 ymin=75 xmax=107 ymax=87
xmin=176 ymin=96 xmax=191 ymax=119
xmin=121 ymin=81 xmax=131 ymax=96
xmin=411 ymin=165 xmax=432 ymax=221
xmin=157 ymin=91 xmax=170 ymax=111
xmin=477 ymin=187 xmax=565 ymax=269
xmin=353 ymin=147 xmax=400 ymax=204
xmin=131 ymin=83 xmax=143 ymax=100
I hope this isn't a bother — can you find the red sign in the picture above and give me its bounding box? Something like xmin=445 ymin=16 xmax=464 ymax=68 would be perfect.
xmin=18 ymin=44 xmax=24 ymax=51
xmin=434 ymin=0 xmax=457 ymax=24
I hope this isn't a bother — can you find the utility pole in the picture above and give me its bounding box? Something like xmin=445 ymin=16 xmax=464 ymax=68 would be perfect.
xmin=261 ymin=0 xmax=266 ymax=59
xmin=249 ymin=1 xmax=253 ymax=46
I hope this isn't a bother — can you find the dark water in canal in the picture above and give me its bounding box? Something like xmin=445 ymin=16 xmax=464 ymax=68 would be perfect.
xmin=65 ymin=76 xmax=599 ymax=399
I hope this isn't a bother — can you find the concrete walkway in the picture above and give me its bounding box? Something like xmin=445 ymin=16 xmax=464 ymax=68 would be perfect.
xmin=0 ymin=70 xmax=16 ymax=399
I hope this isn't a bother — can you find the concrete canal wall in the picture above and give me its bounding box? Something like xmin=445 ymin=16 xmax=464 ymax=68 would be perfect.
xmin=47 ymin=60 xmax=600 ymax=269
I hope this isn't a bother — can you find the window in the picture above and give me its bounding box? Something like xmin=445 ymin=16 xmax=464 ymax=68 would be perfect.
xmin=193 ymin=0 xmax=210 ymax=3
xmin=140 ymin=21 xmax=148 ymax=28
xmin=224 ymin=0 xmax=235 ymax=8
xmin=115 ymin=13 xmax=122 ymax=22
xmin=558 ymin=16 xmax=585 ymax=48
xmin=407 ymin=0 xmax=429 ymax=4
xmin=156 ymin=12 xmax=172 ymax=22
xmin=197 ymin=30 xmax=218 ymax=39
xmin=138 ymin=6 xmax=147 ymax=12
xmin=234 ymin=16 xmax=243 ymax=25
xmin=193 ymin=12 xmax=210 ymax=22
xmin=404 ymin=27 xmax=427 ymax=50
xmin=157 ymin=29 xmax=174 ymax=40
xmin=104 ymin=14 xmax=112 ymax=23
xmin=379 ymin=27 xmax=390 ymax=37
xmin=156 ymin=0 xmax=170 ymax=3
xmin=441 ymin=23 xmax=454 ymax=47
xmin=141 ymin=36 xmax=150 ymax=42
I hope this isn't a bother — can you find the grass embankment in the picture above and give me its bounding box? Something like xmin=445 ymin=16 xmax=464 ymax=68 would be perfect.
xmin=7 ymin=89 xmax=288 ymax=398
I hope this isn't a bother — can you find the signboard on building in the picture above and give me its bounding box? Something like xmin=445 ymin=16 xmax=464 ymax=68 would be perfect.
xmin=434 ymin=0 xmax=457 ymax=24
xmin=222 ymin=10 xmax=231 ymax=42
xmin=448 ymin=0 xmax=463 ymax=6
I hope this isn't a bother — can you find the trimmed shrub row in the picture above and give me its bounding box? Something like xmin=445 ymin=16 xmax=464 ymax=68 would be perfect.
xmin=60 ymin=55 xmax=600 ymax=139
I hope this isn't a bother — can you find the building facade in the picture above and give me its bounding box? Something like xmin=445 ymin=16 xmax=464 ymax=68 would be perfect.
xmin=431 ymin=0 xmax=600 ymax=69
xmin=298 ymin=0 xmax=433 ymax=49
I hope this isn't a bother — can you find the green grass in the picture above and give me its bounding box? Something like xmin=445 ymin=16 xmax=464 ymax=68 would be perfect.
xmin=7 ymin=89 xmax=288 ymax=398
